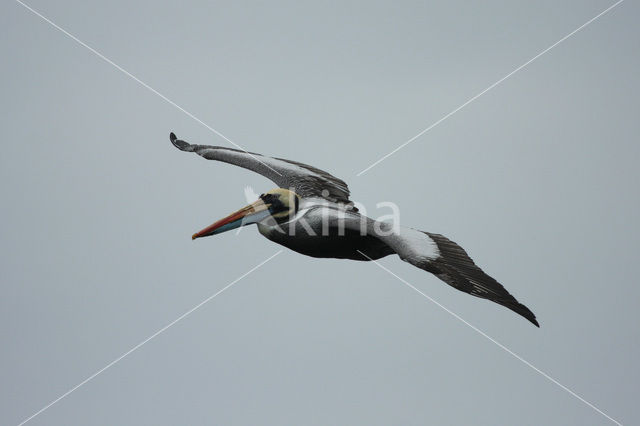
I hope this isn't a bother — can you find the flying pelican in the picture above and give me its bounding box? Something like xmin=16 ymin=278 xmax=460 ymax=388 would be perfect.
xmin=170 ymin=133 xmax=539 ymax=327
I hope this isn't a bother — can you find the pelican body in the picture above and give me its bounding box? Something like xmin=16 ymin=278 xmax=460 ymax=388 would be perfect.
xmin=257 ymin=198 xmax=395 ymax=261
xmin=171 ymin=133 xmax=539 ymax=327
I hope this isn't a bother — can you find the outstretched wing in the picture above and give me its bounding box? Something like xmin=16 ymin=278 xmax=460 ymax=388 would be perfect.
xmin=390 ymin=228 xmax=538 ymax=326
xmin=336 ymin=214 xmax=539 ymax=326
xmin=418 ymin=232 xmax=539 ymax=326
xmin=170 ymin=133 xmax=351 ymax=204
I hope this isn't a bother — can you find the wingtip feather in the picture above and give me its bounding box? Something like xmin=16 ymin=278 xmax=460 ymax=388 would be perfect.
xmin=169 ymin=132 xmax=192 ymax=151
xmin=514 ymin=302 xmax=539 ymax=327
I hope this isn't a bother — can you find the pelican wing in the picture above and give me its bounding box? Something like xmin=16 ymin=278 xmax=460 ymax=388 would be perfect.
xmin=420 ymin=232 xmax=538 ymax=326
xmin=170 ymin=133 xmax=351 ymax=203
xmin=389 ymin=228 xmax=538 ymax=326
xmin=335 ymin=213 xmax=539 ymax=326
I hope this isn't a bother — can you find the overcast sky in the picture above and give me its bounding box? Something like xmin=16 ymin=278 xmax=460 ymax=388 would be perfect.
xmin=2 ymin=1 xmax=639 ymax=425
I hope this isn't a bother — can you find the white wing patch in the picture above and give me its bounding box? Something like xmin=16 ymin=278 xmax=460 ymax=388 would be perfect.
xmin=395 ymin=227 xmax=440 ymax=263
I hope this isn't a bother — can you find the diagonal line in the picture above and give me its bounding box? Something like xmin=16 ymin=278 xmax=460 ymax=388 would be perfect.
xmin=14 ymin=0 xmax=283 ymax=177
xmin=16 ymin=250 xmax=283 ymax=426
xmin=356 ymin=0 xmax=624 ymax=176
xmin=357 ymin=251 xmax=623 ymax=426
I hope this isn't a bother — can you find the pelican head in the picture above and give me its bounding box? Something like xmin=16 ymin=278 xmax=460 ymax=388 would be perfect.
xmin=191 ymin=188 xmax=299 ymax=240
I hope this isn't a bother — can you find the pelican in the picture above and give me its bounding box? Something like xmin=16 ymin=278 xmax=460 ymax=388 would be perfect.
xmin=170 ymin=133 xmax=539 ymax=327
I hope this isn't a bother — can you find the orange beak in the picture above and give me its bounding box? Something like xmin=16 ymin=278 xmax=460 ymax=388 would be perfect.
xmin=192 ymin=199 xmax=272 ymax=240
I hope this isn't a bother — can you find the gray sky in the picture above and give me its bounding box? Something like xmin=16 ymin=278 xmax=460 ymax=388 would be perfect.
xmin=2 ymin=1 xmax=639 ymax=425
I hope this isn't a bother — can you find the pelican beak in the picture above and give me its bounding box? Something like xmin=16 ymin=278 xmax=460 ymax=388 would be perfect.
xmin=192 ymin=199 xmax=272 ymax=240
